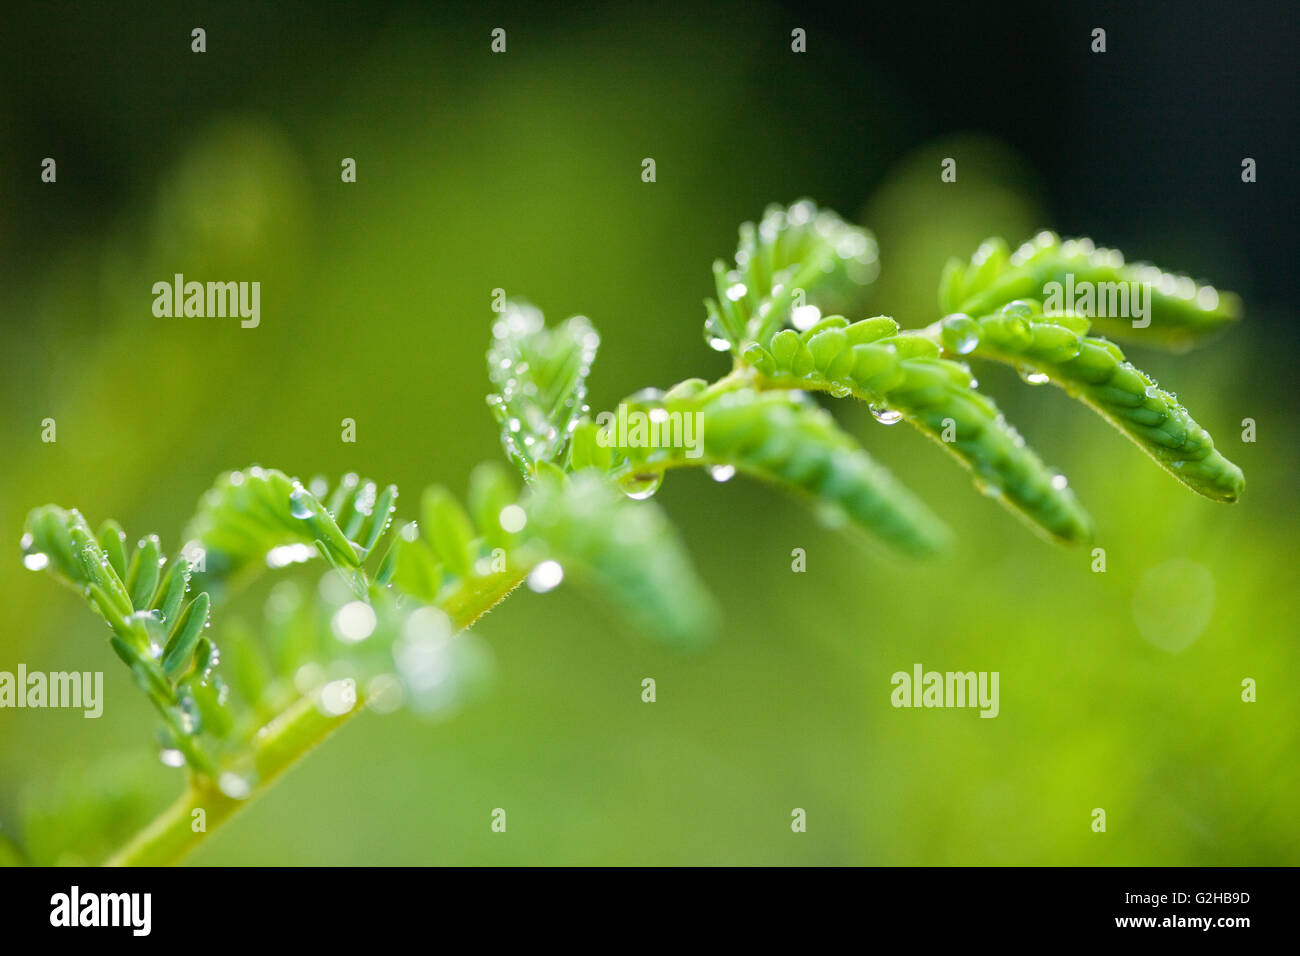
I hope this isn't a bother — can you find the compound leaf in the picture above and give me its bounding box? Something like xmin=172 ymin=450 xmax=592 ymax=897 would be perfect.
xmin=940 ymin=233 xmax=1240 ymax=350
xmin=742 ymin=319 xmax=1093 ymax=543
xmin=571 ymin=383 xmax=951 ymax=555
xmin=705 ymin=199 xmax=880 ymax=353
xmin=937 ymin=299 xmax=1244 ymax=501
xmin=487 ymin=301 xmax=600 ymax=477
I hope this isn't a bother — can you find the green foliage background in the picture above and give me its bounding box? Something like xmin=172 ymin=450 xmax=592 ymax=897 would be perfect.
xmin=1 ymin=2 xmax=1296 ymax=864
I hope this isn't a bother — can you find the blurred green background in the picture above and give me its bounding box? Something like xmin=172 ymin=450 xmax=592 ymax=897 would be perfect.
xmin=1 ymin=1 xmax=1296 ymax=864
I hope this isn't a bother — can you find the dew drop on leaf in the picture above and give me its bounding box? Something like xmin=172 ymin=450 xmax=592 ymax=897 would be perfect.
xmin=175 ymin=696 xmax=201 ymax=735
xmin=22 ymin=551 xmax=50 ymax=571
xmin=620 ymin=472 xmax=663 ymax=500
xmin=218 ymin=771 xmax=254 ymax=800
xmin=791 ymin=305 xmax=822 ymax=331
xmin=939 ymin=313 xmax=981 ymax=355
xmin=332 ymin=600 xmax=377 ymax=643
xmin=19 ymin=533 xmax=50 ymax=570
xmin=318 ymin=678 xmax=358 ymax=716
xmin=1017 ymin=365 xmax=1050 ymax=386
xmin=498 ymin=504 xmax=527 ymax=533
xmin=527 ymin=560 xmax=564 ymax=593
xmin=289 ymin=486 xmax=314 ymax=520
xmin=703 ymin=313 xmax=731 ymax=351
xmin=869 ymin=404 xmax=903 ymax=425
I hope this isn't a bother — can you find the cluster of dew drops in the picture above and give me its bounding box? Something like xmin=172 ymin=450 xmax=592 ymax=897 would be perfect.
xmin=20 ymin=518 xmax=204 ymax=639
xmin=486 ymin=302 xmax=600 ymax=470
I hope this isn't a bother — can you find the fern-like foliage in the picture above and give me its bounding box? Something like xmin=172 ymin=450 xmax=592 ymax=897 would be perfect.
xmin=568 ymin=380 xmax=951 ymax=555
xmin=22 ymin=510 xmax=217 ymax=771
xmin=740 ymin=315 xmax=1093 ymax=542
xmin=938 ymin=233 xmax=1240 ymax=350
xmin=684 ymin=201 xmax=1242 ymax=543
xmin=16 ymin=462 xmax=713 ymax=851
xmin=13 ymin=198 xmax=1245 ymax=866
xmin=183 ymin=467 xmax=399 ymax=595
xmin=704 ymin=200 xmax=879 ymax=352
xmin=933 ymin=299 xmax=1243 ymax=501
xmin=486 ymin=301 xmax=599 ymax=475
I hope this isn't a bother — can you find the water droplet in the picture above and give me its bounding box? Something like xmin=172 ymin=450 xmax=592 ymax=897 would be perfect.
xmin=20 ymin=532 xmax=50 ymax=570
xmin=1051 ymin=474 xmax=1069 ymax=490
xmin=332 ymin=601 xmax=377 ymax=643
xmin=998 ymin=307 xmax=1034 ymax=348
xmin=527 ymin=560 xmax=564 ymax=593
xmin=318 ymin=678 xmax=358 ymax=716
xmin=940 ymin=313 xmax=981 ymax=355
xmin=787 ymin=200 xmax=814 ymax=225
xmin=709 ymin=464 xmax=736 ymax=483
xmin=158 ymin=748 xmax=185 ymax=768
xmin=354 ymin=482 xmax=378 ymax=516
xmin=791 ymin=305 xmax=822 ymax=331
xmin=218 ymin=772 xmax=254 ymax=800
xmin=1017 ymin=365 xmax=1050 ymax=386
xmin=828 ymin=382 xmax=851 ymax=398
xmin=176 ymin=695 xmax=201 ymax=734
xmin=498 ymin=504 xmax=527 ymax=533
xmin=703 ymin=313 xmax=731 ymax=351
xmin=266 ymin=542 xmax=317 ymax=568
xmin=289 ymin=486 xmax=315 ymax=520
xmin=620 ymin=472 xmax=663 ymax=499
xmin=870 ymin=404 xmax=903 ymax=425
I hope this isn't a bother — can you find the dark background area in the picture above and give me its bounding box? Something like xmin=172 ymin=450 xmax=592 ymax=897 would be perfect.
xmin=3 ymin=0 xmax=1295 ymax=321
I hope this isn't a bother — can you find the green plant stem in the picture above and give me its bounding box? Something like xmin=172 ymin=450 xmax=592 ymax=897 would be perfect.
xmin=105 ymin=567 xmax=528 ymax=866
xmin=105 ymin=691 xmax=353 ymax=866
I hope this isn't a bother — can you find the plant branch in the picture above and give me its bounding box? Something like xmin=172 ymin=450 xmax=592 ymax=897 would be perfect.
xmin=105 ymin=567 xmax=528 ymax=866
